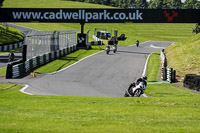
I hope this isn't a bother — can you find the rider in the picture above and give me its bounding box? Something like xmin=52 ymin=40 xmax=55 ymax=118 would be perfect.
xmin=136 ymin=75 xmax=147 ymax=90
xmin=128 ymin=75 xmax=147 ymax=90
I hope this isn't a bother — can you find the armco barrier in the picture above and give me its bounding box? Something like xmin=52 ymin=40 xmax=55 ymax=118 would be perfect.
xmin=88 ymin=41 xmax=102 ymax=45
xmin=184 ymin=74 xmax=200 ymax=91
xmin=0 ymin=42 xmax=23 ymax=52
xmin=11 ymin=44 xmax=77 ymax=78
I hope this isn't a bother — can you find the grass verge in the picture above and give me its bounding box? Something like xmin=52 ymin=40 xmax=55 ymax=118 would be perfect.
xmin=146 ymin=51 xmax=161 ymax=82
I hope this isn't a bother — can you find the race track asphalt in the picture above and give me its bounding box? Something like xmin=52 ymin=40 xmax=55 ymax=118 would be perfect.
xmin=0 ymin=24 xmax=173 ymax=97
xmin=19 ymin=41 xmax=173 ymax=97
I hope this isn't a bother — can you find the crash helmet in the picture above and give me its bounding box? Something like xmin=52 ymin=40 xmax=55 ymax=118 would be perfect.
xmin=143 ymin=75 xmax=147 ymax=80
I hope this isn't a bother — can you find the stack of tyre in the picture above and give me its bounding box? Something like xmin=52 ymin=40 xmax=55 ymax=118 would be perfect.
xmin=184 ymin=74 xmax=200 ymax=91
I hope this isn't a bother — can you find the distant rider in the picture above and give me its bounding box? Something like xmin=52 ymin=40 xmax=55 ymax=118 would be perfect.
xmin=106 ymin=45 xmax=110 ymax=50
xmin=128 ymin=75 xmax=147 ymax=90
xmin=136 ymin=40 xmax=139 ymax=47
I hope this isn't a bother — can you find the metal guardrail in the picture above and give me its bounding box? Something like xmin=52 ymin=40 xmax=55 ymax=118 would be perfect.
xmin=11 ymin=44 xmax=77 ymax=78
xmin=93 ymin=35 xmax=103 ymax=42
xmin=0 ymin=42 xmax=23 ymax=52
xmin=24 ymin=30 xmax=77 ymax=60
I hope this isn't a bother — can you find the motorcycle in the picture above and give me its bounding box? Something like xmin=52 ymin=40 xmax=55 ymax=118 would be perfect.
xmin=106 ymin=45 xmax=110 ymax=54
xmin=113 ymin=44 xmax=117 ymax=53
xmin=124 ymin=81 xmax=145 ymax=97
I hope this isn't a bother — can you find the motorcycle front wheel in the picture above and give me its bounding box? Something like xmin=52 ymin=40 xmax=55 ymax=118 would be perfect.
xmin=133 ymin=89 xmax=142 ymax=97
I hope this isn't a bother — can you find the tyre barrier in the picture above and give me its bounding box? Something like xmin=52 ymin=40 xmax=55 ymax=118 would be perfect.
xmin=167 ymin=68 xmax=176 ymax=83
xmin=0 ymin=42 xmax=23 ymax=52
xmin=184 ymin=74 xmax=200 ymax=91
xmin=6 ymin=44 xmax=77 ymax=78
xmin=160 ymin=49 xmax=176 ymax=83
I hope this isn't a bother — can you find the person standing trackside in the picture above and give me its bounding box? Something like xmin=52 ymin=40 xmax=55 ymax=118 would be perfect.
xmin=136 ymin=40 xmax=139 ymax=47
xmin=8 ymin=52 xmax=15 ymax=62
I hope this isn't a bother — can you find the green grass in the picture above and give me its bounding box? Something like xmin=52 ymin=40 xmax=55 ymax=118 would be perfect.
xmin=35 ymin=46 xmax=103 ymax=73
xmin=1 ymin=83 xmax=200 ymax=132
xmin=0 ymin=25 xmax=24 ymax=45
xmin=147 ymin=51 xmax=161 ymax=82
xmin=3 ymin=0 xmax=114 ymax=8
xmin=1 ymin=1 xmax=200 ymax=132
xmin=0 ymin=67 xmax=6 ymax=76
xmin=165 ymin=33 xmax=200 ymax=77
xmin=1 ymin=44 xmax=200 ymax=132
xmin=12 ymin=23 xmax=195 ymax=46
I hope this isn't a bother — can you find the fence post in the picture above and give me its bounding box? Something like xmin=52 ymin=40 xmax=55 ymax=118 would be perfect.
xmin=6 ymin=63 xmax=13 ymax=79
xmin=22 ymin=45 xmax=27 ymax=62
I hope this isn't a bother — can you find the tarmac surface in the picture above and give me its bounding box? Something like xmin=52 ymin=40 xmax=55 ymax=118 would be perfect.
xmin=1 ymin=40 xmax=173 ymax=97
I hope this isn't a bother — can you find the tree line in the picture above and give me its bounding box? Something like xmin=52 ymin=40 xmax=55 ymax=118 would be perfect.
xmin=68 ymin=0 xmax=200 ymax=9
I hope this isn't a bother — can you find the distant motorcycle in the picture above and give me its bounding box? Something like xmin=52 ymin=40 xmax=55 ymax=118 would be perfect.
xmin=113 ymin=44 xmax=117 ymax=53
xmin=106 ymin=45 xmax=110 ymax=54
xmin=124 ymin=81 xmax=145 ymax=97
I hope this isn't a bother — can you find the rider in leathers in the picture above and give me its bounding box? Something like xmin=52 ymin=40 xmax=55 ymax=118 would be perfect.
xmin=128 ymin=76 xmax=147 ymax=91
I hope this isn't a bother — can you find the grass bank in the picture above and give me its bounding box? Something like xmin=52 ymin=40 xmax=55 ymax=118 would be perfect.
xmin=165 ymin=33 xmax=200 ymax=77
xmin=0 ymin=25 xmax=23 ymax=45
xmin=0 ymin=82 xmax=200 ymax=132
xmin=35 ymin=46 xmax=103 ymax=73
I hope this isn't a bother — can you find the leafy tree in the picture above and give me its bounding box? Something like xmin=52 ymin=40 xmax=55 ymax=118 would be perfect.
xmin=169 ymin=0 xmax=182 ymax=9
xmin=127 ymin=0 xmax=136 ymax=8
xmin=135 ymin=0 xmax=147 ymax=8
xmin=183 ymin=0 xmax=198 ymax=9
xmin=162 ymin=0 xmax=171 ymax=9
xmin=0 ymin=0 xmax=4 ymax=8
xmin=148 ymin=0 xmax=163 ymax=9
